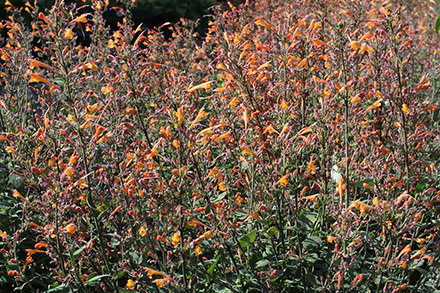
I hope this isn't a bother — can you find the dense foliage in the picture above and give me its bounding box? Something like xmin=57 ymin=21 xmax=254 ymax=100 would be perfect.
xmin=0 ymin=0 xmax=439 ymax=292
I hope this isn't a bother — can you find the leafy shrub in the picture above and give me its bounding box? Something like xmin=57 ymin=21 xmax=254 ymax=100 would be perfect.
xmin=0 ymin=0 xmax=439 ymax=292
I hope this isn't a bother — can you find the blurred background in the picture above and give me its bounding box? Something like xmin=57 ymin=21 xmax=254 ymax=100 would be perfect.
xmin=0 ymin=0 xmax=247 ymax=42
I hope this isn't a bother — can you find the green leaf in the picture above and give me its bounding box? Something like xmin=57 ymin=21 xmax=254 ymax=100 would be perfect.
xmin=255 ymin=259 xmax=269 ymax=268
xmin=304 ymin=252 xmax=319 ymax=264
xmin=239 ymin=229 xmax=257 ymax=248
xmin=207 ymin=254 xmax=220 ymax=276
xmin=302 ymin=236 xmax=322 ymax=250
xmin=211 ymin=192 xmax=227 ymax=203
xmin=299 ymin=212 xmax=318 ymax=233
xmin=266 ymin=227 xmax=279 ymax=238
xmin=73 ymin=239 xmax=93 ymax=256
xmin=85 ymin=274 xmax=110 ymax=286
xmin=8 ymin=173 xmax=24 ymax=190
xmin=46 ymin=284 xmax=70 ymax=292
xmin=436 ymin=15 xmax=440 ymax=33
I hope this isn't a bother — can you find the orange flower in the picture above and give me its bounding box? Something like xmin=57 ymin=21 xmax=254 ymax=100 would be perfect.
xmin=192 ymin=231 xmax=213 ymax=244
xmin=12 ymin=190 xmax=30 ymax=204
xmin=23 ymin=256 xmax=34 ymax=271
xmin=194 ymin=246 xmax=202 ymax=256
xmin=396 ymin=244 xmax=412 ymax=260
xmin=302 ymin=194 xmax=319 ymax=204
xmin=277 ymin=174 xmax=289 ymax=187
xmin=306 ymin=157 xmax=316 ymax=173
xmin=153 ymin=276 xmax=171 ymax=288
xmin=347 ymin=236 xmax=363 ymax=248
xmin=64 ymin=223 xmax=76 ymax=235
xmin=126 ymin=279 xmax=135 ymax=290
xmin=138 ymin=226 xmax=147 ymax=237
xmin=145 ymin=267 xmax=168 ymax=279
xmin=188 ymin=219 xmax=210 ymax=229
xmin=156 ymin=235 xmax=171 ymax=246
xmin=241 ymin=146 xmax=258 ymax=160
xmin=351 ymin=274 xmax=364 ymax=287
xmin=255 ymin=18 xmax=273 ymax=30
xmin=171 ymin=231 xmax=181 ymax=247
xmin=188 ymin=108 xmax=208 ymax=130
xmin=344 ymin=199 xmax=377 ymax=216
xmin=64 ymin=28 xmax=74 ymax=39
xmin=175 ymin=107 xmax=184 ymax=126
xmin=5 ymin=147 xmax=17 ymax=154
xmin=327 ymin=236 xmax=337 ymax=243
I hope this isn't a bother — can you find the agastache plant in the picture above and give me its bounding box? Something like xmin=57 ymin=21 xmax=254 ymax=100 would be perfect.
xmin=0 ymin=0 xmax=439 ymax=292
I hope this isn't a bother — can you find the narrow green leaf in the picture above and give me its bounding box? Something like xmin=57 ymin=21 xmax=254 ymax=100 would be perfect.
xmin=207 ymin=254 xmax=220 ymax=276
xmin=85 ymin=274 xmax=110 ymax=286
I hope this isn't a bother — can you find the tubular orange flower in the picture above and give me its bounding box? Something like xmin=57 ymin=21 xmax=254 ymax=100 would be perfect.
xmin=12 ymin=190 xmax=30 ymax=204
xmin=145 ymin=267 xmax=169 ymax=279
xmin=255 ymin=18 xmax=273 ymax=30
xmin=188 ymin=219 xmax=210 ymax=229
xmin=188 ymin=108 xmax=208 ymax=130
xmin=156 ymin=235 xmax=171 ymax=246
xmin=28 ymin=73 xmax=59 ymax=89
xmin=5 ymin=147 xmax=17 ymax=154
xmin=396 ymin=244 xmax=412 ymax=260
xmin=192 ymin=231 xmax=213 ymax=244
xmin=401 ymin=104 xmax=410 ymax=115
xmin=351 ymin=274 xmax=364 ymax=287
xmin=312 ymin=39 xmax=331 ymax=48
xmin=25 ymin=249 xmax=46 ymax=256
xmin=188 ymin=81 xmax=213 ymax=93
xmin=153 ymin=276 xmax=171 ymax=288
xmin=241 ymin=146 xmax=258 ymax=160
xmin=68 ymin=14 xmax=90 ymax=25
xmin=23 ymin=256 xmax=34 ymax=272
